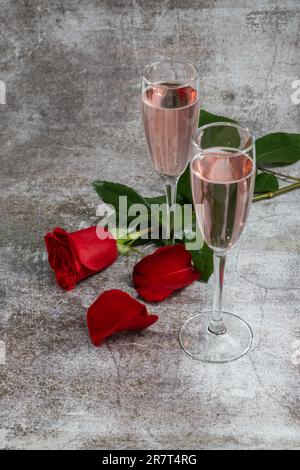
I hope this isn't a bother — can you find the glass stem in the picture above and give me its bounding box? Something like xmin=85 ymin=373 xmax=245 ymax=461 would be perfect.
xmin=209 ymin=252 xmax=227 ymax=335
xmin=163 ymin=176 xmax=178 ymax=245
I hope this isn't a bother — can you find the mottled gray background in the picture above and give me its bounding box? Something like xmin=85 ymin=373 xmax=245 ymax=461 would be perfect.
xmin=0 ymin=0 xmax=299 ymax=450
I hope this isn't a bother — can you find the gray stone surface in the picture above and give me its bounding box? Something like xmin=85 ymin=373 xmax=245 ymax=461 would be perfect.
xmin=0 ymin=0 xmax=299 ymax=450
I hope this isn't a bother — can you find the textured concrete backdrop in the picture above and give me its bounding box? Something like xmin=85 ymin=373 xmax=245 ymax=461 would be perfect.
xmin=0 ymin=0 xmax=299 ymax=449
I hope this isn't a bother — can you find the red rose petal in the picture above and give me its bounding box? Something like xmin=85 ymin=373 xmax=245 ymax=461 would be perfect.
xmin=87 ymin=289 xmax=158 ymax=346
xmin=133 ymin=244 xmax=200 ymax=302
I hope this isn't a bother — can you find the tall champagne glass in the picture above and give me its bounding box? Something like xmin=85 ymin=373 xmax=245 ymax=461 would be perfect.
xmin=179 ymin=122 xmax=256 ymax=362
xmin=141 ymin=60 xmax=200 ymax=244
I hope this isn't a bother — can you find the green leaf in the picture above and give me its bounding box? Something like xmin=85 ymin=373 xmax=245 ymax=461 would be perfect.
xmin=256 ymin=133 xmax=300 ymax=166
xmin=93 ymin=181 xmax=150 ymax=222
xmin=187 ymin=242 xmax=214 ymax=283
xmin=177 ymin=165 xmax=193 ymax=204
xmin=199 ymin=109 xmax=236 ymax=127
xmin=254 ymin=172 xmax=279 ymax=193
xmin=201 ymin=125 xmax=241 ymax=150
xmin=199 ymin=109 xmax=240 ymax=149
xmin=145 ymin=192 xmax=187 ymax=206
xmin=144 ymin=195 xmax=166 ymax=205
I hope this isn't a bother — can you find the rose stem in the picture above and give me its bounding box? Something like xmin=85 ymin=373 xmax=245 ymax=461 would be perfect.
xmin=257 ymin=166 xmax=300 ymax=182
xmin=253 ymin=181 xmax=300 ymax=202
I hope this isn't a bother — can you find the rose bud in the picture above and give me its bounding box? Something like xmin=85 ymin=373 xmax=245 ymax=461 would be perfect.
xmin=45 ymin=226 xmax=117 ymax=291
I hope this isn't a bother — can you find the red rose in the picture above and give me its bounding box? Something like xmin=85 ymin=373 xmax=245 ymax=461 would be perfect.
xmin=87 ymin=289 xmax=158 ymax=346
xmin=133 ymin=244 xmax=200 ymax=302
xmin=45 ymin=226 xmax=117 ymax=291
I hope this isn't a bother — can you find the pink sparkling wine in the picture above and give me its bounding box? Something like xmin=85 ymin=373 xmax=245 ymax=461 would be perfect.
xmin=191 ymin=150 xmax=255 ymax=251
xmin=141 ymin=84 xmax=200 ymax=177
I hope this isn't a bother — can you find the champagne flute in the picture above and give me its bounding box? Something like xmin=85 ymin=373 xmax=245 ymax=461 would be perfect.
xmin=141 ymin=60 xmax=200 ymax=244
xmin=179 ymin=122 xmax=256 ymax=362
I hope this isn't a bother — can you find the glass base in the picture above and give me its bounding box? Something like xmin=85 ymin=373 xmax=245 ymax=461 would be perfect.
xmin=179 ymin=312 xmax=253 ymax=363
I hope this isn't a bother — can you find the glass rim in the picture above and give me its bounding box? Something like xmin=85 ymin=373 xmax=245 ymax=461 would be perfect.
xmin=190 ymin=150 xmax=256 ymax=184
xmin=192 ymin=121 xmax=255 ymax=155
xmin=142 ymin=59 xmax=199 ymax=88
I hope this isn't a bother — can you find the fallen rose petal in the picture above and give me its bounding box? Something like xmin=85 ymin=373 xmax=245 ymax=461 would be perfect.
xmin=87 ymin=289 xmax=158 ymax=346
xmin=45 ymin=226 xmax=117 ymax=291
xmin=133 ymin=244 xmax=200 ymax=301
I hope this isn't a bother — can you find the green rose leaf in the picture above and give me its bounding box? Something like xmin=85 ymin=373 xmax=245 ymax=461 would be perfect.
xmin=177 ymin=165 xmax=193 ymax=204
xmin=187 ymin=242 xmax=214 ymax=283
xmin=200 ymin=112 xmax=240 ymax=149
xmin=93 ymin=181 xmax=150 ymax=223
xmin=256 ymin=133 xmax=300 ymax=166
xmin=254 ymin=172 xmax=279 ymax=193
xmin=199 ymin=109 xmax=236 ymax=127
xmin=145 ymin=193 xmax=187 ymax=206
xmin=144 ymin=195 xmax=166 ymax=205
